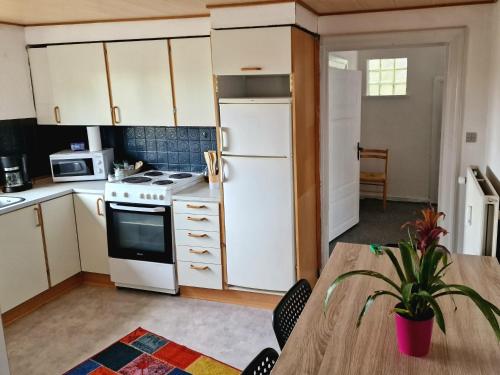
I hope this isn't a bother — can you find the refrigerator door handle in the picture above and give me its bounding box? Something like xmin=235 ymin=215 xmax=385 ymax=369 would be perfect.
xmin=219 ymin=127 xmax=229 ymax=152
xmin=220 ymin=157 xmax=226 ymax=182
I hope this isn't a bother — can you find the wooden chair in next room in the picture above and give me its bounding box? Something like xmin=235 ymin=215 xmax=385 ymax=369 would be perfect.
xmin=360 ymin=148 xmax=389 ymax=210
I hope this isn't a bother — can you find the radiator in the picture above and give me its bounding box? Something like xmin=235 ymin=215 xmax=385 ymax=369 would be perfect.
xmin=463 ymin=166 xmax=499 ymax=257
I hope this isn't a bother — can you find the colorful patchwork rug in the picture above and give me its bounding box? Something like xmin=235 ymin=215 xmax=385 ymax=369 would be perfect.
xmin=65 ymin=327 xmax=240 ymax=375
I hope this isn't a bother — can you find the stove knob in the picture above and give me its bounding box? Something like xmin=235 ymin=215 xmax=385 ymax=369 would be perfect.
xmin=124 ymin=192 xmax=129 ymax=198
xmin=153 ymin=194 xmax=158 ymax=200
xmin=146 ymin=194 xmax=151 ymax=199
xmin=111 ymin=191 xmax=117 ymax=197
xmin=159 ymin=194 xmax=164 ymax=201
xmin=140 ymin=193 xmax=145 ymax=199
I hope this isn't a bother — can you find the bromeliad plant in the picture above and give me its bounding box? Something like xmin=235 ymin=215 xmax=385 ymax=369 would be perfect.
xmin=324 ymin=207 xmax=500 ymax=342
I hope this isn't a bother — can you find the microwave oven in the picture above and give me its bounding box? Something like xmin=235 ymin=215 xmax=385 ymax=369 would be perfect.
xmin=49 ymin=148 xmax=114 ymax=182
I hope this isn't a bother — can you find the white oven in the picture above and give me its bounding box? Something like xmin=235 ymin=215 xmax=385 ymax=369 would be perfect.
xmin=50 ymin=148 xmax=113 ymax=182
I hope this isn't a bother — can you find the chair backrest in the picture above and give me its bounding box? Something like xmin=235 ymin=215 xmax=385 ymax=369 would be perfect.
xmin=360 ymin=148 xmax=389 ymax=174
xmin=241 ymin=348 xmax=279 ymax=375
xmin=272 ymin=279 xmax=312 ymax=349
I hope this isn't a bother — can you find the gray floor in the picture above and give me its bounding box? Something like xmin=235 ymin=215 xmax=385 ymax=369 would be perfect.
xmin=330 ymin=198 xmax=431 ymax=253
xmin=4 ymin=285 xmax=278 ymax=375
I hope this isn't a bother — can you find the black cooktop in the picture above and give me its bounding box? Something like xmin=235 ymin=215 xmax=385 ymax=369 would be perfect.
xmin=169 ymin=173 xmax=192 ymax=179
xmin=144 ymin=171 xmax=164 ymax=177
xmin=152 ymin=179 xmax=174 ymax=185
xmin=122 ymin=176 xmax=153 ymax=184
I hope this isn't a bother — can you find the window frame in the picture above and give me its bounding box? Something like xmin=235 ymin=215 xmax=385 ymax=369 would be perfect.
xmin=366 ymin=57 xmax=408 ymax=97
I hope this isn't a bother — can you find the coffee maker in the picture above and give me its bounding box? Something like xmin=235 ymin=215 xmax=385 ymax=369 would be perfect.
xmin=0 ymin=154 xmax=32 ymax=193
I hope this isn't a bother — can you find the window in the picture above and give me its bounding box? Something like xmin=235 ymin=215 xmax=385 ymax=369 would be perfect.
xmin=367 ymin=58 xmax=407 ymax=96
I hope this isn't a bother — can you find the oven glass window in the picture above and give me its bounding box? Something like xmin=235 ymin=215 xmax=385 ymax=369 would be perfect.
xmin=52 ymin=158 xmax=94 ymax=177
xmin=112 ymin=211 xmax=165 ymax=253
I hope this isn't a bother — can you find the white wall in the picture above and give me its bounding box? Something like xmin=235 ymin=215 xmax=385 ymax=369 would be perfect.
xmin=358 ymin=46 xmax=447 ymax=202
xmin=0 ymin=25 xmax=35 ymax=120
xmin=486 ymin=3 xmax=500 ymax=179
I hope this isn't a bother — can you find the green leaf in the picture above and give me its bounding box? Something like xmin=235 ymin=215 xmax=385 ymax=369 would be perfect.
xmin=382 ymin=247 xmax=406 ymax=284
xmin=356 ymin=290 xmax=400 ymax=327
xmin=370 ymin=244 xmax=384 ymax=255
xmin=398 ymin=241 xmax=418 ymax=282
xmin=393 ymin=307 xmax=411 ymax=317
xmin=401 ymin=282 xmax=414 ymax=311
xmin=439 ymin=284 xmax=500 ymax=340
xmin=414 ymin=290 xmax=446 ymax=334
xmin=324 ymin=270 xmax=402 ymax=312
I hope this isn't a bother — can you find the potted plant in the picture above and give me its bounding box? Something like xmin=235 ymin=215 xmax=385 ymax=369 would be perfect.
xmin=324 ymin=208 xmax=500 ymax=357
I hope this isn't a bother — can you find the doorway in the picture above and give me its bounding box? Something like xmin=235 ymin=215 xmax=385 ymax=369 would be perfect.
xmin=319 ymin=28 xmax=466 ymax=267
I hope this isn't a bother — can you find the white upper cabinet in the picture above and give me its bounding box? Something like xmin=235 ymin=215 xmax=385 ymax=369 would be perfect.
xmin=106 ymin=40 xmax=175 ymax=126
xmin=41 ymin=195 xmax=81 ymax=286
xmin=170 ymin=37 xmax=216 ymax=127
xmin=27 ymin=47 xmax=56 ymax=125
xmin=47 ymin=43 xmax=112 ymax=126
xmin=211 ymin=27 xmax=291 ymax=75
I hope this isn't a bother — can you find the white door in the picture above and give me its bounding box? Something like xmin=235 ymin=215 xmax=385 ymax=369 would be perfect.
xmin=47 ymin=43 xmax=112 ymax=125
xmin=0 ymin=205 xmax=49 ymax=313
xmin=41 ymin=195 xmax=81 ymax=286
xmin=219 ymin=101 xmax=291 ymax=156
xmin=27 ymin=47 xmax=56 ymax=125
xmin=106 ymin=40 xmax=175 ymax=126
xmin=74 ymin=193 xmax=109 ymax=274
xmin=170 ymin=37 xmax=216 ymax=127
xmin=223 ymin=156 xmax=295 ymax=292
xmin=328 ymin=68 xmax=362 ymax=241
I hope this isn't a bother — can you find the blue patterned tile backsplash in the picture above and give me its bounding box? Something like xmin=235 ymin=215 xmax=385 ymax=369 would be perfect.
xmin=122 ymin=126 xmax=217 ymax=173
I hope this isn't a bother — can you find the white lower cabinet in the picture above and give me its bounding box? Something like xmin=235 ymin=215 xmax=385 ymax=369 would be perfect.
xmin=40 ymin=195 xmax=81 ymax=286
xmin=74 ymin=193 xmax=109 ymax=274
xmin=173 ymin=200 xmax=222 ymax=290
xmin=0 ymin=205 xmax=49 ymax=313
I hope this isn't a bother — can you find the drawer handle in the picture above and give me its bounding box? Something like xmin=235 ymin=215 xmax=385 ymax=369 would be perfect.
xmin=241 ymin=66 xmax=263 ymax=71
xmin=187 ymin=204 xmax=207 ymax=209
xmin=188 ymin=233 xmax=208 ymax=238
xmin=189 ymin=249 xmax=209 ymax=255
xmin=187 ymin=216 xmax=208 ymax=222
xmin=190 ymin=264 xmax=209 ymax=271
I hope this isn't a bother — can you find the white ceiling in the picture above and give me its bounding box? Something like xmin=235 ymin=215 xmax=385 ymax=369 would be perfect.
xmin=0 ymin=0 xmax=495 ymax=26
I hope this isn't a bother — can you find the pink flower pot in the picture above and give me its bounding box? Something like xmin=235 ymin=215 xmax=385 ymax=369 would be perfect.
xmin=395 ymin=311 xmax=434 ymax=357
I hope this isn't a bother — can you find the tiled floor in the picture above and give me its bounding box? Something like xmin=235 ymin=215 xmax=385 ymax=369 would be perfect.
xmin=330 ymin=198 xmax=431 ymax=253
xmin=4 ymin=286 xmax=278 ymax=375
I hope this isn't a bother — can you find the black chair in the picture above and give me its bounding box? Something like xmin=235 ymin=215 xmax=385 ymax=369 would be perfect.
xmin=272 ymin=279 xmax=312 ymax=349
xmin=241 ymin=348 xmax=279 ymax=375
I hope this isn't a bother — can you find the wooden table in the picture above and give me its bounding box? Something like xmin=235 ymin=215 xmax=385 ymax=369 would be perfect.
xmin=272 ymin=243 xmax=500 ymax=374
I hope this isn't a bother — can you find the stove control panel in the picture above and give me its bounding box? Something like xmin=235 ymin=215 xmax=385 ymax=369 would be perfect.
xmin=104 ymin=187 xmax=173 ymax=205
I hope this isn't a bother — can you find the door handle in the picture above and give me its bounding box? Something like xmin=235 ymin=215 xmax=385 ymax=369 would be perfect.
xmin=34 ymin=206 xmax=42 ymax=227
xmin=186 ymin=204 xmax=207 ymax=209
xmin=190 ymin=264 xmax=209 ymax=270
xmin=112 ymin=106 xmax=121 ymax=124
xmin=96 ymin=197 xmax=105 ymax=216
xmin=189 ymin=249 xmax=209 ymax=255
xmin=357 ymin=142 xmax=364 ymax=160
xmin=219 ymin=127 xmax=228 ymax=152
xmin=187 ymin=216 xmax=208 ymax=222
xmin=188 ymin=233 xmax=208 ymax=238
xmin=54 ymin=106 xmax=61 ymax=124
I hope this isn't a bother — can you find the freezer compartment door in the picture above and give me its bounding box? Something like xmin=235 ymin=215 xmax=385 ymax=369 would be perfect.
xmin=222 ymin=156 xmax=295 ymax=292
xmin=219 ymin=103 xmax=291 ymax=157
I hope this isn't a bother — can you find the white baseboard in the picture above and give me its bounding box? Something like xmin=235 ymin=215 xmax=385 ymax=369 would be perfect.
xmin=360 ymin=192 xmax=436 ymax=204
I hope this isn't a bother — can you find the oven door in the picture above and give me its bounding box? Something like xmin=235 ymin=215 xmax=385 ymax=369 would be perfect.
xmin=106 ymin=202 xmax=173 ymax=264
xmin=51 ymin=158 xmax=94 ymax=177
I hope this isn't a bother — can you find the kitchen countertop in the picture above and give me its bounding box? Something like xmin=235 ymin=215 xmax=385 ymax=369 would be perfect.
xmin=172 ymin=181 xmax=221 ymax=203
xmin=0 ymin=178 xmax=106 ymax=215
xmin=0 ymin=179 xmax=220 ymax=216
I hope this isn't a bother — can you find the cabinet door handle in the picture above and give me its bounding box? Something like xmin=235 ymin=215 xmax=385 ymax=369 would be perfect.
xmin=186 ymin=204 xmax=207 ymax=209
xmin=190 ymin=264 xmax=209 ymax=270
xmin=188 ymin=232 xmax=208 ymax=238
xmin=96 ymin=197 xmax=104 ymax=216
xmin=34 ymin=207 xmax=42 ymax=227
xmin=112 ymin=106 xmax=121 ymax=124
xmin=54 ymin=106 xmax=61 ymax=124
xmin=189 ymin=249 xmax=209 ymax=255
xmin=187 ymin=216 xmax=207 ymax=222
xmin=240 ymin=66 xmax=262 ymax=71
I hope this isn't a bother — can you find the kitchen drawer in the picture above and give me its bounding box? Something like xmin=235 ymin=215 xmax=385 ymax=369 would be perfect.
xmin=177 ymin=261 xmax=222 ymax=290
xmin=176 ymin=245 xmax=221 ymax=265
xmin=173 ymin=201 xmax=219 ymax=216
xmin=174 ymin=213 xmax=219 ymax=232
xmin=175 ymin=229 xmax=220 ymax=249
xmin=211 ymin=27 xmax=291 ymax=75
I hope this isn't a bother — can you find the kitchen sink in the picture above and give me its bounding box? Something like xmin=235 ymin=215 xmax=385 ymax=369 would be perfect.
xmin=0 ymin=196 xmax=25 ymax=208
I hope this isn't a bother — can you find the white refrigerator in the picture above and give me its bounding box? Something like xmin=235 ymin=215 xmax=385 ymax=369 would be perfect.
xmin=220 ymin=98 xmax=296 ymax=292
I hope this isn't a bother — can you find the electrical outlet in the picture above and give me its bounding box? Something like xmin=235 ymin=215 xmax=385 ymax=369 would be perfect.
xmin=465 ymin=132 xmax=477 ymax=143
